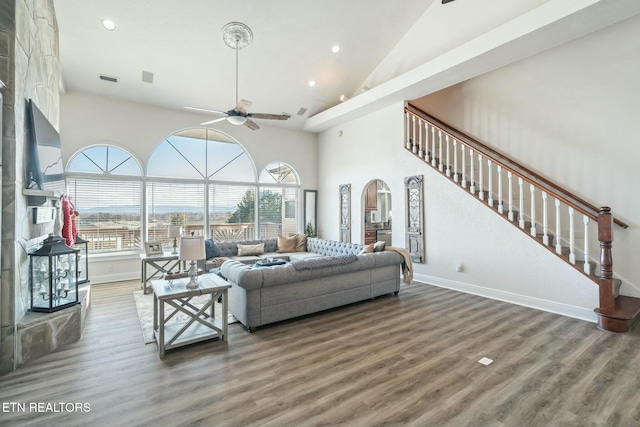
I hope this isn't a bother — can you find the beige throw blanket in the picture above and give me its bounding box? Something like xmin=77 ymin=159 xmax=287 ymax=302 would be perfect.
xmin=385 ymin=246 xmax=414 ymax=284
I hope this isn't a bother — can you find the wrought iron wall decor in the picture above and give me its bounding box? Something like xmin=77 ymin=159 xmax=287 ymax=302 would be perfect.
xmin=339 ymin=184 xmax=351 ymax=243
xmin=404 ymin=175 xmax=425 ymax=263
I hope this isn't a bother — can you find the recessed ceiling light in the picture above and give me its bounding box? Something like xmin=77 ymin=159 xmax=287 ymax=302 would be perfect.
xmin=339 ymin=94 xmax=349 ymax=102
xmin=308 ymin=80 xmax=316 ymax=88
xmin=332 ymin=45 xmax=340 ymax=54
xmin=102 ymin=19 xmax=116 ymax=31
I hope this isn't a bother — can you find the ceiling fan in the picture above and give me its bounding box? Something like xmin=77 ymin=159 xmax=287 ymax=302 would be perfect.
xmin=185 ymin=22 xmax=290 ymax=131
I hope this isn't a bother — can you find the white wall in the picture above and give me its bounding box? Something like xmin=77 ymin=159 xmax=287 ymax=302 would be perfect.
xmin=412 ymin=13 xmax=640 ymax=294
xmin=60 ymin=92 xmax=318 ymax=283
xmin=317 ymin=14 xmax=640 ymax=321
xmin=318 ymin=101 xmax=597 ymax=321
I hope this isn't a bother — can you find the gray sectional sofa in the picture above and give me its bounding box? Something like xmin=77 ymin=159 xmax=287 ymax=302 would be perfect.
xmin=207 ymin=237 xmax=404 ymax=331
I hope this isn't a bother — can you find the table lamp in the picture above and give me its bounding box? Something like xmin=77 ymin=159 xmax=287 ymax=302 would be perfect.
xmin=178 ymin=233 xmax=205 ymax=289
xmin=168 ymin=225 xmax=182 ymax=254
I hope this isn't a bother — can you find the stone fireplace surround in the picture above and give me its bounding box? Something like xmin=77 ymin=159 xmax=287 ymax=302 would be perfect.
xmin=0 ymin=0 xmax=90 ymax=373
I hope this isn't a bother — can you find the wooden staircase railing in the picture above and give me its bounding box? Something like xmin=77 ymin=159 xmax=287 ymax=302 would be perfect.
xmin=404 ymin=104 xmax=639 ymax=332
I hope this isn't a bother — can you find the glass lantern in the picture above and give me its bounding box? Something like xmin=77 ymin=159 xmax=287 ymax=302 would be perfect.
xmin=73 ymin=236 xmax=89 ymax=284
xmin=29 ymin=234 xmax=80 ymax=313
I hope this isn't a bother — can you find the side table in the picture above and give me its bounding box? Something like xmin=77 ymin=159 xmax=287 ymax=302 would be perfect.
xmin=140 ymin=252 xmax=181 ymax=294
xmin=151 ymin=274 xmax=231 ymax=359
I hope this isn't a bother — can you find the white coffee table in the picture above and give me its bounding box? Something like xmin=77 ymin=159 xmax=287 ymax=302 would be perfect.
xmin=151 ymin=274 xmax=231 ymax=359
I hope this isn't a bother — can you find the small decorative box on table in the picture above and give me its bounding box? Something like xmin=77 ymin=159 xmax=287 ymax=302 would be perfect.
xmin=151 ymin=273 xmax=231 ymax=359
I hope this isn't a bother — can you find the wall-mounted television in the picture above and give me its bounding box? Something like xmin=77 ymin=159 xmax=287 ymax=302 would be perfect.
xmin=26 ymin=99 xmax=66 ymax=193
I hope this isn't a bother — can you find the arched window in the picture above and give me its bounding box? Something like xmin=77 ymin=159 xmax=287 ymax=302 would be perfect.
xmin=67 ymin=145 xmax=143 ymax=253
xmin=258 ymin=162 xmax=300 ymax=239
xmin=147 ymin=128 xmax=258 ymax=241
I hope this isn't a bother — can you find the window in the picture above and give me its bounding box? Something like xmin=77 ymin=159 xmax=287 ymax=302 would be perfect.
xmin=258 ymin=162 xmax=300 ymax=239
xmin=148 ymin=128 xmax=261 ymax=242
xmin=210 ymin=184 xmax=257 ymax=242
xmin=66 ymin=130 xmax=303 ymax=256
xmin=67 ymin=146 xmax=142 ymax=253
xmin=146 ymin=181 xmax=205 ymax=242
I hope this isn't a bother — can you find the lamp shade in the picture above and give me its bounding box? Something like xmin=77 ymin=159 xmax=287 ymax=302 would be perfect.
xmin=178 ymin=236 xmax=205 ymax=261
xmin=168 ymin=225 xmax=182 ymax=238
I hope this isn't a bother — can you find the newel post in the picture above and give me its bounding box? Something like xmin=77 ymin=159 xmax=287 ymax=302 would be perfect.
xmin=598 ymin=207 xmax=614 ymax=313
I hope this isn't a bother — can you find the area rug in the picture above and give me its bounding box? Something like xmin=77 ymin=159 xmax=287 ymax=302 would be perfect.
xmin=133 ymin=290 xmax=237 ymax=344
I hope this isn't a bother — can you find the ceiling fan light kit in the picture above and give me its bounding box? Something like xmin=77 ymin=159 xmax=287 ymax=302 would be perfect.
xmin=184 ymin=22 xmax=289 ymax=131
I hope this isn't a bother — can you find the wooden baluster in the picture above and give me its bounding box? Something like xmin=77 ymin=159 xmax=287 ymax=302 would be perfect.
xmin=568 ymin=207 xmax=576 ymax=264
xmin=497 ymin=166 xmax=504 ymax=213
xmin=438 ymin=131 xmax=444 ymax=172
xmin=431 ymin=126 xmax=437 ymax=167
xmin=453 ymin=139 xmax=459 ymax=182
xmin=446 ymin=135 xmax=451 ymax=177
xmin=412 ymin=115 xmax=417 ymax=153
xmin=530 ymin=184 xmax=536 ymax=237
xmin=469 ymin=149 xmax=476 ymax=194
xmin=406 ymin=111 xmax=412 ymax=149
xmin=461 ymin=145 xmax=467 ymax=188
xmin=598 ymin=207 xmax=614 ymax=312
xmin=555 ymin=198 xmax=562 ymax=254
xmin=478 ymin=154 xmax=485 ymax=200
xmin=507 ymin=171 xmax=513 ymax=220
xmin=487 ymin=160 xmax=494 ymax=207
xmin=583 ymin=215 xmax=590 ymax=274
xmin=418 ymin=120 xmax=424 ymax=159
xmin=542 ymin=192 xmax=549 ymax=245
xmin=518 ymin=178 xmax=525 ymax=229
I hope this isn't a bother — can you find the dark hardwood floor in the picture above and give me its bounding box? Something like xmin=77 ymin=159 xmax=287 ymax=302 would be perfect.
xmin=2 ymin=279 xmax=640 ymax=427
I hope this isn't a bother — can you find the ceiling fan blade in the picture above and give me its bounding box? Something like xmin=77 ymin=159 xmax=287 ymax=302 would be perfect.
xmin=234 ymin=99 xmax=252 ymax=115
xmin=184 ymin=106 xmax=228 ymax=115
xmin=249 ymin=113 xmax=291 ymax=121
xmin=244 ymin=119 xmax=260 ymax=130
xmin=200 ymin=117 xmax=228 ymax=126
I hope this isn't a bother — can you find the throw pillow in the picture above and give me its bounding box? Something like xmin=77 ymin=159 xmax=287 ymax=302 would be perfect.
xmin=237 ymin=243 xmax=265 ymax=256
xmin=358 ymin=243 xmax=374 ymax=255
xmin=277 ymin=235 xmax=297 ymax=253
xmin=373 ymin=241 xmax=386 ymax=252
xmin=295 ymin=233 xmax=308 ymax=252
xmin=205 ymin=239 xmax=216 ymax=259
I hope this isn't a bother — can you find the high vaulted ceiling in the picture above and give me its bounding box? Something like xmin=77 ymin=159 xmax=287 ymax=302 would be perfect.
xmin=53 ymin=1 xmax=640 ymax=133
xmin=53 ymin=0 xmax=435 ymax=131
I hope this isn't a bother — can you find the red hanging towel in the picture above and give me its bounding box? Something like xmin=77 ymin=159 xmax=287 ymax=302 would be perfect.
xmin=61 ymin=194 xmax=76 ymax=246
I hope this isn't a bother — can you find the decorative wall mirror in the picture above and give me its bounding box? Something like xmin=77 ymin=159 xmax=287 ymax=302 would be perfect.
xmin=339 ymin=184 xmax=351 ymax=243
xmin=405 ymin=175 xmax=425 ymax=263
xmin=304 ymin=190 xmax=317 ymax=237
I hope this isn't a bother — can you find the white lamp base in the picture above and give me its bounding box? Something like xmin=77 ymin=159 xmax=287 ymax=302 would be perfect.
xmin=185 ymin=261 xmax=199 ymax=289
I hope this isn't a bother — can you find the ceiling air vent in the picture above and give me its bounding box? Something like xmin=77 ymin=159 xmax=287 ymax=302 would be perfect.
xmin=297 ymin=107 xmax=307 ymax=116
xmin=99 ymin=74 xmax=118 ymax=83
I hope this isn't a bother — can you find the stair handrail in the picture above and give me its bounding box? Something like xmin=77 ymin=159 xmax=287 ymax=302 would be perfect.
xmin=406 ymin=104 xmax=629 ymax=229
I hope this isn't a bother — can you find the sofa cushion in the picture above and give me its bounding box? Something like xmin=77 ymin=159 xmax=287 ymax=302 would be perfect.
xmin=295 ymin=234 xmax=307 ymax=252
xmin=277 ymin=235 xmax=297 ymax=253
xmin=237 ymin=243 xmax=265 ymax=256
xmin=288 ymin=252 xmax=322 ymax=261
xmin=373 ymin=241 xmax=386 ymax=252
xmin=291 ymin=255 xmax=359 ymax=271
xmin=359 ymin=244 xmax=374 ymax=254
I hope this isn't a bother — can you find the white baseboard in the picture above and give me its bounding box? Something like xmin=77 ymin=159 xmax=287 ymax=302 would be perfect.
xmin=412 ymin=273 xmax=597 ymax=324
